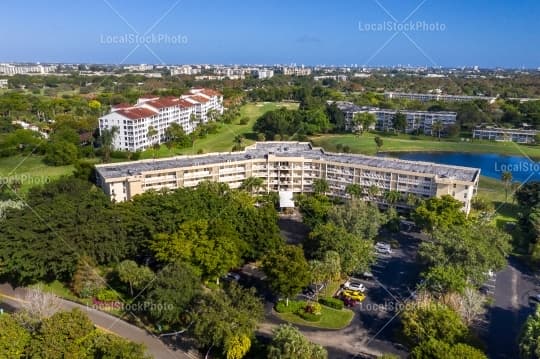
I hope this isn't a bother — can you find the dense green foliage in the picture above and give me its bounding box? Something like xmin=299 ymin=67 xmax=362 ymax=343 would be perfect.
xmin=267 ymin=324 xmax=327 ymax=359
xmin=519 ymin=306 xmax=540 ymax=359
xmin=262 ymin=246 xmax=310 ymax=302
xmin=418 ymin=222 xmax=511 ymax=286
xmin=0 ymin=309 xmax=147 ymax=358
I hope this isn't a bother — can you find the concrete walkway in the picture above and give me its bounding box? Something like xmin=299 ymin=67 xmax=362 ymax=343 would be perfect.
xmin=0 ymin=283 xmax=197 ymax=359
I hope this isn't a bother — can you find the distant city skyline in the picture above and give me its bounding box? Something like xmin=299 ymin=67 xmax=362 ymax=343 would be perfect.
xmin=1 ymin=0 xmax=539 ymax=68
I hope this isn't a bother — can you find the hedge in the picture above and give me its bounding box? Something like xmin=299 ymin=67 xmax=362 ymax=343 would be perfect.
xmin=319 ymin=297 xmax=344 ymax=310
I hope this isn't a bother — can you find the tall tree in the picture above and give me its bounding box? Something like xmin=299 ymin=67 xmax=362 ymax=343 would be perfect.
xmin=240 ymin=177 xmax=265 ymax=194
xmin=262 ymin=246 xmax=310 ymax=305
xmin=374 ymin=136 xmax=383 ymax=153
xmin=392 ymin=112 xmax=407 ymax=133
xmin=268 ymin=324 xmax=327 ymax=359
xmin=116 ymin=260 xmax=154 ymax=296
xmin=145 ymin=262 xmax=201 ymax=327
xmin=432 ymin=120 xmax=444 ymax=140
xmin=312 ymin=178 xmax=329 ymax=195
xmin=100 ymin=126 xmax=118 ymax=163
xmin=501 ymin=171 xmax=513 ymax=202
xmin=308 ymin=223 xmax=374 ymax=276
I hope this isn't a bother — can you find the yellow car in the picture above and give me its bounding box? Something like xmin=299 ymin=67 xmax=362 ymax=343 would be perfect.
xmin=342 ymin=289 xmax=366 ymax=302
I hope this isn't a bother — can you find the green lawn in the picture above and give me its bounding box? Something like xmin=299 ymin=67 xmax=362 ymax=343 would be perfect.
xmin=140 ymin=101 xmax=299 ymax=159
xmin=276 ymin=303 xmax=354 ymax=330
xmin=0 ymin=155 xmax=74 ymax=193
xmin=311 ymin=133 xmax=540 ymax=159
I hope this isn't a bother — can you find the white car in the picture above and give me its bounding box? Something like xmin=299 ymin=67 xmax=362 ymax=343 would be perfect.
xmin=376 ymin=246 xmax=392 ymax=255
xmin=375 ymin=242 xmax=391 ymax=250
xmin=344 ymin=280 xmax=366 ymax=293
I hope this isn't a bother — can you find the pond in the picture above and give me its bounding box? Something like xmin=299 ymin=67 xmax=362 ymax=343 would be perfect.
xmin=384 ymin=152 xmax=540 ymax=183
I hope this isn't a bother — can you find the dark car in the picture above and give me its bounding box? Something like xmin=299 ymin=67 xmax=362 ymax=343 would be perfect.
xmin=341 ymin=297 xmax=358 ymax=308
xmin=302 ymin=283 xmax=325 ymax=297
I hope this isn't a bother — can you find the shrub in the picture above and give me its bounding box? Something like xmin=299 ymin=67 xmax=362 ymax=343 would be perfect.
xmin=319 ymin=297 xmax=344 ymax=310
xmin=275 ymin=300 xmax=304 ymax=313
xmin=305 ymin=302 xmax=322 ymax=315
xmin=239 ymin=117 xmax=249 ymax=125
xmin=95 ymin=289 xmax=119 ymax=302
xmin=297 ymin=310 xmax=321 ymax=322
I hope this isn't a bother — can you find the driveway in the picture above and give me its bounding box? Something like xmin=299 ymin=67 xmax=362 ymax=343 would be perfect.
xmin=486 ymin=257 xmax=538 ymax=359
xmin=0 ymin=283 xmax=198 ymax=359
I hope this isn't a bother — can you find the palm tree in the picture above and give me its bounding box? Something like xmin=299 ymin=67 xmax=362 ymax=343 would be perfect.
xmin=101 ymin=126 xmax=118 ymax=163
xmin=233 ymin=134 xmax=245 ymax=151
xmin=312 ymin=178 xmax=329 ymax=195
xmin=345 ymin=184 xmax=363 ymax=200
xmin=367 ymin=185 xmax=380 ymax=200
xmin=384 ymin=190 xmax=401 ymax=208
xmin=240 ymin=176 xmax=264 ymax=194
xmin=406 ymin=193 xmax=420 ymax=207
xmin=432 ymin=120 xmax=444 ymax=141
xmin=501 ymin=171 xmax=513 ymax=202
xmin=147 ymin=126 xmax=158 ymax=158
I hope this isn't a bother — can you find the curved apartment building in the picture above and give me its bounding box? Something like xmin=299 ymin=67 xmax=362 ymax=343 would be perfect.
xmin=95 ymin=142 xmax=481 ymax=213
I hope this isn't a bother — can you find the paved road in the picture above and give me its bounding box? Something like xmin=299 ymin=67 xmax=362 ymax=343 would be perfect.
xmin=0 ymin=283 xmax=196 ymax=359
xmin=487 ymin=257 xmax=538 ymax=359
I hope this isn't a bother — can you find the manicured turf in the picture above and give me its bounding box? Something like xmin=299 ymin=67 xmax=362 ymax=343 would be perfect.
xmin=140 ymin=101 xmax=299 ymax=159
xmin=0 ymin=155 xmax=74 ymax=193
xmin=311 ymin=133 xmax=540 ymax=159
xmin=275 ymin=302 xmax=354 ymax=330
xmin=477 ymin=176 xmax=521 ymax=226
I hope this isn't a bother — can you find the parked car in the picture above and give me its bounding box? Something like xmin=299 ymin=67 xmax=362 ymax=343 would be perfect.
xmin=359 ymin=272 xmax=374 ymax=280
xmin=342 ymin=289 xmax=366 ymax=302
xmin=376 ymin=245 xmax=392 ymax=255
xmin=344 ymin=280 xmax=366 ymax=293
xmin=223 ymin=272 xmax=241 ymax=281
xmin=342 ymin=297 xmax=358 ymax=307
xmin=530 ymin=294 xmax=540 ymax=303
xmin=303 ymin=283 xmax=325 ymax=297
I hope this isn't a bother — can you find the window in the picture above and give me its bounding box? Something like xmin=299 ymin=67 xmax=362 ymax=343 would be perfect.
xmin=453 ymin=183 xmax=457 ymax=188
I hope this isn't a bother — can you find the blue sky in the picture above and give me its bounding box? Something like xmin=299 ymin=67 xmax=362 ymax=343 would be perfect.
xmin=0 ymin=0 xmax=539 ymax=67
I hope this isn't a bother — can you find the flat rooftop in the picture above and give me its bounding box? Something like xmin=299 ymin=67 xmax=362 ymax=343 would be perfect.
xmin=96 ymin=142 xmax=480 ymax=182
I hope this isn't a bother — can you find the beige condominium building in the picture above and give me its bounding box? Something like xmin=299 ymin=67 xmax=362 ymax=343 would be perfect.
xmin=95 ymin=142 xmax=481 ymax=213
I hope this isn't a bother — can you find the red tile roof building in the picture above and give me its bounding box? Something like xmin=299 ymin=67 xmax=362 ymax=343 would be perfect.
xmin=99 ymin=88 xmax=223 ymax=151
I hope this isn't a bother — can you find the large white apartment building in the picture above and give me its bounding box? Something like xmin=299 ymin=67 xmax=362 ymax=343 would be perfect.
xmin=473 ymin=126 xmax=538 ymax=144
xmin=332 ymin=101 xmax=457 ymax=135
xmin=281 ymin=66 xmax=312 ymax=76
xmin=98 ymin=88 xmax=223 ymax=152
xmin=95 ymin=142 xmax=480 ymax=214
xmin=0 ymin=63 xmax=57 ymax=75
xmin=385 ymin=91 xmax=497 ymax=104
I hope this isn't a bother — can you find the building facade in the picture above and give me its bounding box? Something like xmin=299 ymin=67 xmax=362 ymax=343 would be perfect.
xmin=98 ymin=88 xmax=223 ymax=152
xmin=384 ymin=91 xmax=497 ymax=104
xmin=473 ymin=126 xmax=538 ymax=143
xmin=95 ymin=142 xmax=480 ymax=213
xmin=0 ymin=79 xmax=7 ymax=88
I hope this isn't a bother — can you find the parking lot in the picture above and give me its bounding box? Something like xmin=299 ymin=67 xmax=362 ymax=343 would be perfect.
xmin=353 ymin=229 xmax=423 ymax=343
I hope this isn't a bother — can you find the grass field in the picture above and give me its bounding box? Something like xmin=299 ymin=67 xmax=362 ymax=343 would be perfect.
xmin=276 ymin=303 xmax=354 ymax=330
xmin=140 ymin=101 xmax=299 ymax=159
xmin=0 ymin=155 xmax=74 ymax=193
xmin=311 ymin=133 xmax=540 ymax=159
